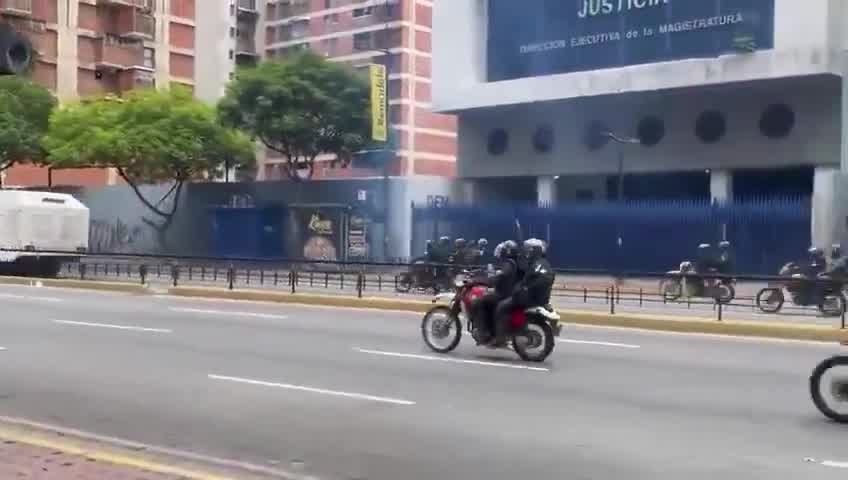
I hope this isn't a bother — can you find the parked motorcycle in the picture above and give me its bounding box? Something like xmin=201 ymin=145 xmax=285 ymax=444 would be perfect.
xmin=810 ymin=343 xmax=848 ymax=423
xmin=659 ymin=261 xmax=736 ymax=304
xmin=755 ymin=262 xmax=846 ymax=316
xmin=420 ymin=273 xmax=562 ymax=362
xmin=396 ymin=257 xmax=455 ymax=293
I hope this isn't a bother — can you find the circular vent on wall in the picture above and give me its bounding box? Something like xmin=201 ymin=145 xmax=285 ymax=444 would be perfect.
xmin=637 ymin=116 xmax=665 ymax=147
xmin=695 ymin=110 xmax=727 ymax=144
xmin=533 ymin=125 xmax=554 ymax=153
xmin=759 ymin=103 xmax=795 ymax=139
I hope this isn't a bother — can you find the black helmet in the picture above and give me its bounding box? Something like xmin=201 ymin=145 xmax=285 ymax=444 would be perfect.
xmin=809 ymin=247 xmax=825 ymax=262
xmin=500 ymin=240 xmax=519 ymax=259
xmin=439 ymin=236 xmax=450 ymax=245
xmin=455 ymin=238 xmax=467 ymax=248
xmin=833 ymin=244 xmax=842 ymax=259
xmin=523 ymin=238 xmax=546 ymax=260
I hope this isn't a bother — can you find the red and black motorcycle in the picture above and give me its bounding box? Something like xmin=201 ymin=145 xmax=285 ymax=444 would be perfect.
xmin=420 ymin=273 xmax=561 ymax=362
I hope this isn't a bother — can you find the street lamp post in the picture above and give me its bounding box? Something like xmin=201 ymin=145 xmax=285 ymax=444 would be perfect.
xmin=602 ymin=131 xmax=640 ymax=279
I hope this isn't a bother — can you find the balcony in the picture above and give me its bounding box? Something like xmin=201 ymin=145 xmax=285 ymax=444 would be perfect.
xmin=0 ymin=0 xmax=32 ymax=17
xmin=237 ymin=0 xmax=258 ymax=17
xmin=95 ymin=35 xmax=143 ymax=71
xmin=279 ymin=0 xmax=310 ymax=19
xmin=98 ymin=0 xmax=154 ymax=11
xmin=118 ymin=68 xmax=155 ymax=92
xmin=113 ymin=10 xmax=155 ymax=41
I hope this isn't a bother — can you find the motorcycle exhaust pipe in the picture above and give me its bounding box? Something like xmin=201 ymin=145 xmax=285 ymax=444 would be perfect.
xmin=0 ymin=24 xmax=33 ymax=75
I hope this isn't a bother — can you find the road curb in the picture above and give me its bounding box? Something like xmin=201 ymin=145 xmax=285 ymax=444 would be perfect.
xmin=168 ymin=286 xmax=432 ymax=313
xmin=0 ymin=276 xmax=151 ymax=294
xmin=0 ymin=416 xmax=303 ymax=480
xmin=168 ymin=286 xmax=848 ymax=342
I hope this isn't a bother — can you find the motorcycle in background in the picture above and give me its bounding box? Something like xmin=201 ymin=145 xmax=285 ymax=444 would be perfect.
xmin=810 ymin=343 xmax=848 ymax=423
xmin=420 ymin=272 xmax=561 ymax=363
xmin=659 ymin=261 xmax=736 ymax=304
xmin=755 ymin=262 xmax=846 ymax=317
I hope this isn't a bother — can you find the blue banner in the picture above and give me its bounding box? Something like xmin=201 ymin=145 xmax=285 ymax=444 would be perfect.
xmin=487 ymin=0 xmax=775 ymax=82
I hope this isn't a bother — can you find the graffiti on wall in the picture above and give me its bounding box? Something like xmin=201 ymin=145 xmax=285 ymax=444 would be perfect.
xmin=90 ymin=218 xmax=152 ymax=254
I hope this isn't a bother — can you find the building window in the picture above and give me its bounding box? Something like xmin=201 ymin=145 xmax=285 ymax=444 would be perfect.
xmin=229 ymin=27 xmax=236 ymax=38
xmin=229 ymin=49 xmax=234 ymax=59
xmin=637 ymin=116 xmax=665 ymax=147
xmin=487 ymin=129 xmax=509 ymax=156
xmin=533 ymin=125 xmax=554 ymax=153
xmin=353 ymin=32 xmax=372 ymax=50
xmin=324 ymin=13 xmax=339 ymax=25
xmin=695 ymin=110 xmax=726 ymax=144
xmin=759 ymin=103 xmax=795 ymax=139
xmin=322 ymin=38 xmax=339 ymax=55
xmin=230 ymin=3 xmax=235 ymax=15
xmin=143 ymin=47 xmax=155 ymax=68
xmin=353 ymin=6 xmax=374 ymax=18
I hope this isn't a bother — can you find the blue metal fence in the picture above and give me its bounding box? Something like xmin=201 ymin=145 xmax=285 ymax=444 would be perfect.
xmin=412 ymin=198 xmax=811 ymax=275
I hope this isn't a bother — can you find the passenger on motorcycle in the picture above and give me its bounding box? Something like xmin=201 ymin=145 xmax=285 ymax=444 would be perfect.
xmin=471 ymin=241 xmax=520 ymax=346
xmin=717 ymin=241 xmax=734 ymax=274
xmin=806 ymin=247 xmax=828 ymax=277
xmin=490 ymin=239 xmax=555 ymax=347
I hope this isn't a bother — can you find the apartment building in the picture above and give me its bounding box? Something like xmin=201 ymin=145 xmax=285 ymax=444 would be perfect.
xmin=259 ymin=0 xmax=455 ymax=179
xmin=1 ymin=0 xmax=196 ymax=187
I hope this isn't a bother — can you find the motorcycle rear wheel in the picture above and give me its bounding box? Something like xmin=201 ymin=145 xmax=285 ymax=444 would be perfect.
xmin=512 ymin=317 xmax=555 ymax=363
xmin=421 ymin=306 xmax=462 ymax=353
xmin=396 ymin=273 xmax=413 ymax=293
xmin=810 ymin=355 xmax=848 ymax=423
xmin=716 ymin=284 xmax=735 ymax=305
xmin=755 ymin=288 xmax=784 ymax=314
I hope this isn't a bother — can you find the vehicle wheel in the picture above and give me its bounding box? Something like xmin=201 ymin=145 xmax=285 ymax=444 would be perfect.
xmin=818 ymin=293 xmax=846 ymax=317
xmin=756 ymin=288 xmax=784 ymax=314
xmin=396 ymin=273 xmax=413 ymax=293
xmin=660 ymin=279 xmax=682 ymax=302
xmin=810 ymin=355 xmax=848 ymax=423
xmin=421 ymin=306 xmax=462 ymax=354
xmin=512 ymin=317 xmax=555 ymax=363
xmin=716 ymin=284 xmax=735 ymax=305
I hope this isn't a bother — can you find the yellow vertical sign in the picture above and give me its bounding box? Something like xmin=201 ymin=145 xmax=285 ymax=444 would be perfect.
xmin=369 ymin=64 xmax=388 ymax=142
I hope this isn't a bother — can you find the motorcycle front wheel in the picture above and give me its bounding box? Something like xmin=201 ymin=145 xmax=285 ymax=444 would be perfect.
xmin=660 ymin=279 xmax=682 ymax=302
xmin=716 ymin=284 xmax=735 ymax=305
xmin=512 ymin=317 xmax=555 ymax=363
xmin=818 ymin=293 xmax=846 ymax=317
xmin=755 ymin=288 xmax=784 ymax=314
xmin=810 ymin=355 xmax=848 ymax=423
xmin=421 ymin=306 xmax=462 ymax=353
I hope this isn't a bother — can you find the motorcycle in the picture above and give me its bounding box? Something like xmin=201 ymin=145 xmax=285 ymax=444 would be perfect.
xmin=810 ymin=344 xmax=848 ymax=423
xmin=396 ymin=257 xmax=456 ymax=294
xmin=659 ymin=261 xmax=736 ymax=304
xmin=755 ymin=262 xmax=846 ymax=316
xmin=420 ymin=273 xmax=562 ymax=362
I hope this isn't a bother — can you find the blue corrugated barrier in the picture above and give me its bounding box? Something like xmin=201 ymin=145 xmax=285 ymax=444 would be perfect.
xmin=412 ymin=198 xmax=811 ymax=275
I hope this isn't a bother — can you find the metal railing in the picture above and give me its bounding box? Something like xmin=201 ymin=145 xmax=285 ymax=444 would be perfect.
xmin=2 ymin=249 xmax=845 ymax=329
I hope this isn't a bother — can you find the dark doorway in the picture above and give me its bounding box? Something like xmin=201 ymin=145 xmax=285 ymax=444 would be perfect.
xmin=733 ymin=167 xmax=814 ymax=200
xmin=606 ymin=172 xmax=710 ymax=201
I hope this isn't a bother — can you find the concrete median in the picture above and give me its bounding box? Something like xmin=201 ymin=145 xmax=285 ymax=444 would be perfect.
xmin=0 ymin=276 xmax=151 ymax=294
xmin=168 ymin=286 xmax=848 ymax=343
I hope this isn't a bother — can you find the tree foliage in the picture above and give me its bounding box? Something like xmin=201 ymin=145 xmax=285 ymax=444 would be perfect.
xmin=218 ymin=51 xmax=371 ymax=181
xmin=0 ymin=76 xmax=56 ymax=172
xmin=44 ymin=87 xmax=254 ymax=235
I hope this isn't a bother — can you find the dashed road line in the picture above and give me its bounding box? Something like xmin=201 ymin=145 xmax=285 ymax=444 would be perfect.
xmin=52 ymin=320 xmax=172 ymax=334
xmin=354 ymin=347 xmax=550 ymax=372
xmin=208 ymin=374 xmax=415 ymax=406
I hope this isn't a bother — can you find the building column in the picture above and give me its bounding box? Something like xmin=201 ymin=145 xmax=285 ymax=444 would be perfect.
xmin=537 ymin=176 xmax=557 ymax=206
xmin=812 ymin=167 xmax=843 ymax=250
xmin=460 ymin=179 xmax=476 ymax=204
xmin=709 ymin=170 xmax=733 ymax=204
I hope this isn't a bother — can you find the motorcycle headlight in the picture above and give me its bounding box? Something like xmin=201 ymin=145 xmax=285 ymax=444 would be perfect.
xmin=454 ymin=276 xmax=464 ymax=288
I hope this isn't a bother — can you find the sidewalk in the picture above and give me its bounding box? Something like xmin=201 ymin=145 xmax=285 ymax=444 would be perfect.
xmin=0 ymin=439 xmax=185 ymax=479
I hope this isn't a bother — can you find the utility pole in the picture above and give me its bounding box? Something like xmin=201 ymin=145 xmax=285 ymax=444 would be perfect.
xmin=380 ymin=0 xmax=392 ymax=261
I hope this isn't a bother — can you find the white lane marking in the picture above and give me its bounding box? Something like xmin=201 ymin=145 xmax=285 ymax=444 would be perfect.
xmin=805 ymin=458 xmax=848 ymax=469
xmin=0 ymin=347 xmax=6 ymax=351
xmin=52 ymin=320 xmax=172 ymax=334
xmin=208 ymin=374 xmax=415 ymax=406
xmin=354 ymin=347 xmax=550 ymax=372
xmin=0 ymin=293 xmax=62 ymax=303
xmin=169 ymin=307 xmax=288 ymax=320
xmin=558 ymin=338 xmax=641 ymax=349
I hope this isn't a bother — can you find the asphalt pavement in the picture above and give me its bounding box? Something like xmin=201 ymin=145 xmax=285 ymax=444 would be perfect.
xmin=0 ymin=283 xmax=847 ymax=479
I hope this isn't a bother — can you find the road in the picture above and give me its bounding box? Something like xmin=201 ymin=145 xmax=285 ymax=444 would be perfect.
xmin=0 ymin=283 xmax=847 ymax=479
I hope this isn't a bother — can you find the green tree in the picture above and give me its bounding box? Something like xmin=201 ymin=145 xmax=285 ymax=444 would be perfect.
xmin=218 ymin=51 xmax=371 ymax=181
xmin=0 ymin=76 xmax=56 ymax=172
xmin=44 ymin=88 xmax=254 ymax=242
